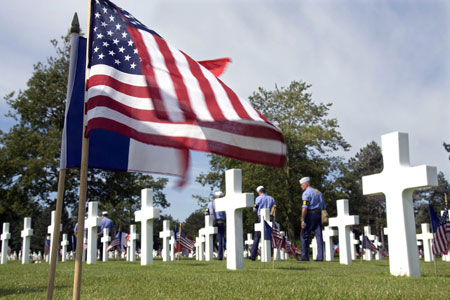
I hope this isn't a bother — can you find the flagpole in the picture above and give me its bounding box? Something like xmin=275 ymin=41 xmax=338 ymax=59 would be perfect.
xmin=46 ymin=12 xmax=82 ymax=300
xmin=178 ymin=223 xmax=182 ymax=260
xmin=73 ymin=1 xmax=92 ymax=299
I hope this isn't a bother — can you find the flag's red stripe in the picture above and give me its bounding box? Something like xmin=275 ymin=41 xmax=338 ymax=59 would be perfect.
xmin=153 ymin=36 xmax=194 ymax=119
xmin=86 ymin=96 xmax=284 ymax=141
xmin=86 ymin=118 xmax=285 ymax=167
xmin=88 ymin=75 xmax=151 ymax=98
xmin=218 ymin=79 xmax=251 ymax=119
xmin=182 ymin=52 xmax=226 ymax=120
xmin=125 ymin=26 xmax=169 ymax=120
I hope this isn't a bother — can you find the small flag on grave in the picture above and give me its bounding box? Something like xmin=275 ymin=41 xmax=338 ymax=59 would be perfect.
xmin=429 ymin=204 xmax=450 ymax=255
xmin=361 ymin=234 xmax=378 ymax=253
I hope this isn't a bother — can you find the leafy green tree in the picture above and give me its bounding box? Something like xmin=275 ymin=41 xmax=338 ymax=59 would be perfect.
xmin=0 ymin=33 xmax=168 ymax=253
xmin=182 ymin=209 xmax=204 ymax=239
xmin=335 ymin=141 xmax=386 ymax=243
xmin=195 ymin=81 xmax=349 ymax=243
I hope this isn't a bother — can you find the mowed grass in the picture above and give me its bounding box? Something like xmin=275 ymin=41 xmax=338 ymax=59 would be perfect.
xmin=0 ymin=258 xmax=449 ymax=299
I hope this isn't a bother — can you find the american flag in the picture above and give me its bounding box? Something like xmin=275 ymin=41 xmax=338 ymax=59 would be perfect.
xmin=85 ymin=0 xmax=286 ymax=182
xmin=177 ymin=229 xmax=195 ymax=252
xmin=107 ymin=231 xmax=128 ymax=252
xmin=430 ymin=204 xmax=450 ymax=255
xmin=272 ymin=227 xmax=283 ymax=250
xmin=361 ymin=235 xmax=378 ymax=253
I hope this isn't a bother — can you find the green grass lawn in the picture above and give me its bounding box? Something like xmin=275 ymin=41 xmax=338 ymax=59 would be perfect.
xmin=0 ymin=258 xmax=449 ymax=299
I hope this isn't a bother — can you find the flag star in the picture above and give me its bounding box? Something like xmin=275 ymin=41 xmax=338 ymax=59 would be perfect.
xmin=97 ymin=33 xmax=104 ymax=39
xmin=130 ymin=62 xmax=136 ymax=69
xmin=94 ymin=46 xmax=99 ymax=53
xmin=118 ymin=46 xmax=125 ymax=53
xmin=109 ymin=15 xmax=115 ymax=22
xmin=93 ymin=26 xmax=98 ymax=32
xmin=133 ymin=48 xmax=138 ymax=54
xmin=103 ymin=7 xmax=108 ymax=14
xmin=95 ymin=12 xmax=101 ymax=18
xmin=114 ymin=59 xmax=121 ymax=65
xmin=98 ymin=53 xmax=105 ymax=59
xmin=115 ymin=23 xmax=121 ymax=30
xmin=124 ymin=55 xmax=131 ymax=61
xmin=96 ymin=0 xmax=100 ymax=4
xmin=128 ymin=40 xmax=134 ymax=46
xmin=113 ymin=39 xmax=119 ymax=45
xmin=107 ymin=30 xmax=113 ymax=36
xmin=109 ymin=50 xmax=115 ymax=56
xmin=102 ymin=41 xmax=109 ymax=47
xmin=121 ymin=32 xmax=128 ymax=38
xmin=101 ymin=21 xmax=107 ymax=27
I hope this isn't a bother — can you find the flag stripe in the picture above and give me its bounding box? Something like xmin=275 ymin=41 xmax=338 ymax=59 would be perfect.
xmin=87 ymin=117 xmax=285 ymax=167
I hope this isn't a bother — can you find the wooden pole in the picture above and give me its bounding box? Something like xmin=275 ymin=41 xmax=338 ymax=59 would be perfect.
xmin=46 ymin=13 xmax=81 ymax=300
xmin=46 ymin=169 xmax=66 ymax=300
xmin=73 ymin=1 xmax=92 ymax=299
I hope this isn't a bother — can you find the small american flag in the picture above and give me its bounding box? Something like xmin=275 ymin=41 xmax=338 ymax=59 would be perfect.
xmin=84 ymin=0 xmax=286 ymax=184
xmin=177 ymin=229 xmax=195 ymax=252
xmin=272 ymin=227 xmax=283 ymax=250
xmin=430 ymin=204 xmax=450 ymax=255
xmin=361 ymin=235 xmax=378 ymax=253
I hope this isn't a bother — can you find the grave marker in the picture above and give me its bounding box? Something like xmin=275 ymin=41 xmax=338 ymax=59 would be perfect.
xmin=21 ymin=217 xmax=33 ymax=264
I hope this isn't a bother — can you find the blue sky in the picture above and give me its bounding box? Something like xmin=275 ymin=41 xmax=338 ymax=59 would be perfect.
xmin=0 ymin=0 xmax=449 ymax=221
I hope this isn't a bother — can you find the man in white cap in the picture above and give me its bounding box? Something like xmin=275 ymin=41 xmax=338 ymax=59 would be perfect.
xmin=249 ymin=186 xmax=276 ymax=261
xmin=205 ymin=191 xmax=226 ymax=260
xmin=98 ymin=211 xmax=114 ymax=260
xmin=299 ymin=177 xmax=325 ymax=261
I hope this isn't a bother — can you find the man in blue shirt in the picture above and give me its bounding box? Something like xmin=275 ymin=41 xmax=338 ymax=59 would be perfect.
xmin=98 ymin=211 xmax=114 ymax=260
xmin=205 ymin=191 xmax=226 ymax=260
xmin=249 ymin=185 xmax=276 ymax=261
xmin=299 ymin=177 xmax=325 ymax=261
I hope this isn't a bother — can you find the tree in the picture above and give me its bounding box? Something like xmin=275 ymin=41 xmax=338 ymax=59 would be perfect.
xmin=335 ymin=141 xmax=386 ymax=243
xmin=195 ymin=81 xmax=349 ymax=243
xmin=0 ymin=33 xmax=168 ymax=253
xmin=183 ymin=210 xmax=204 ymax=239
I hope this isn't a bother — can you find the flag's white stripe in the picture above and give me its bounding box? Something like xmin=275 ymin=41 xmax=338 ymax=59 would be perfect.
xmin=89 ymin=65 xmax=274 ymax=128
xmin=167 ymin=43 xmax=213 ymax=121
xmin=89 ymin=64 xmax=147 ymax=87
xmin=88 ymin=84 xmax=154 ymax=110
xmin=238 ymin=94 xmax=265 ymax=121
xmin=141 ymin=31 xmax=185 ymax=122
xmin=199 ymin=64 xmax=240 ymax=121
xmin=87 ymin=106 xmax=284 ymax=154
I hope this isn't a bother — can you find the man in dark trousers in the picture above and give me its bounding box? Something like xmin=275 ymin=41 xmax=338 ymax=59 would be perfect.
xmin=205 ymin=191 xmax=226 ymax=260
xmin=299 ymin=177 xmax=326 ymax=261
xmin=249 ymin=185 xmax=276 ymax=261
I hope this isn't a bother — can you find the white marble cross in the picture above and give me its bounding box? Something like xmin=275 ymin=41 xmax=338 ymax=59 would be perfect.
xmin=196 ymin=233 xmax=205 ymax=261
xmin=159 ymin=220 xmax=173 ymax=262
xmin=362 ymin=132 xmax=437 ymax=276
xmin=101 ymin=228 xmax=111 ymax=262
xmin=280 ymin=231 xmax=286 ymax=260
xmin=360 ymin=226 xmax=376 ymax=261
xmin=350 ymin=231 xmax=359 ymax=260
xmin=416 ymin=223 xmax=433 ymax=262
xmin=323 ymin=226 xmax=337 ymax=261
xmin=1 ymin=223 xmax=11 ymax=264
xmin=203 ymin=215 xmax=218 ymax=261
xmin=85 ymin=202 xmax=102 ymax=264
xmin=194 ymin=236 xmax=201 ymax=260
xmin=329 ymin=199 xmax=359 ymax=265
xmin=47 ymin=210 xmax=62 ymax=264
xmin=374 ymin=236 xmax=383 ymax=260
xmin=129 ymin=224 xmax=139 ymax=262
xmin=135 ymin=189 xmax=160 ymax=265
xmin=215 ymin=169 xmax=253 ymax=270
xmin=21 ymin=217 xmax=33 ymax=264
xmin=169 ymin=235 xmax=175 ymax=261
xmin=61 ymin=233 xmax=69 ymax=262
xmin=310 ymin=236 xmax=319 ymax=259
xmin=244 ymin=233 xmax=253 ymax=257
xmin=254 ymin=208 xmax=272 ymax=263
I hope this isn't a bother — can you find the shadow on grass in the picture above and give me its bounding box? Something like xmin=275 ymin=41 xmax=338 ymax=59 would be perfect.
xmin=0 ymin=285 xmax=69 ymax=297
xmin=276 ymin=266 xmax=308 ymax=271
